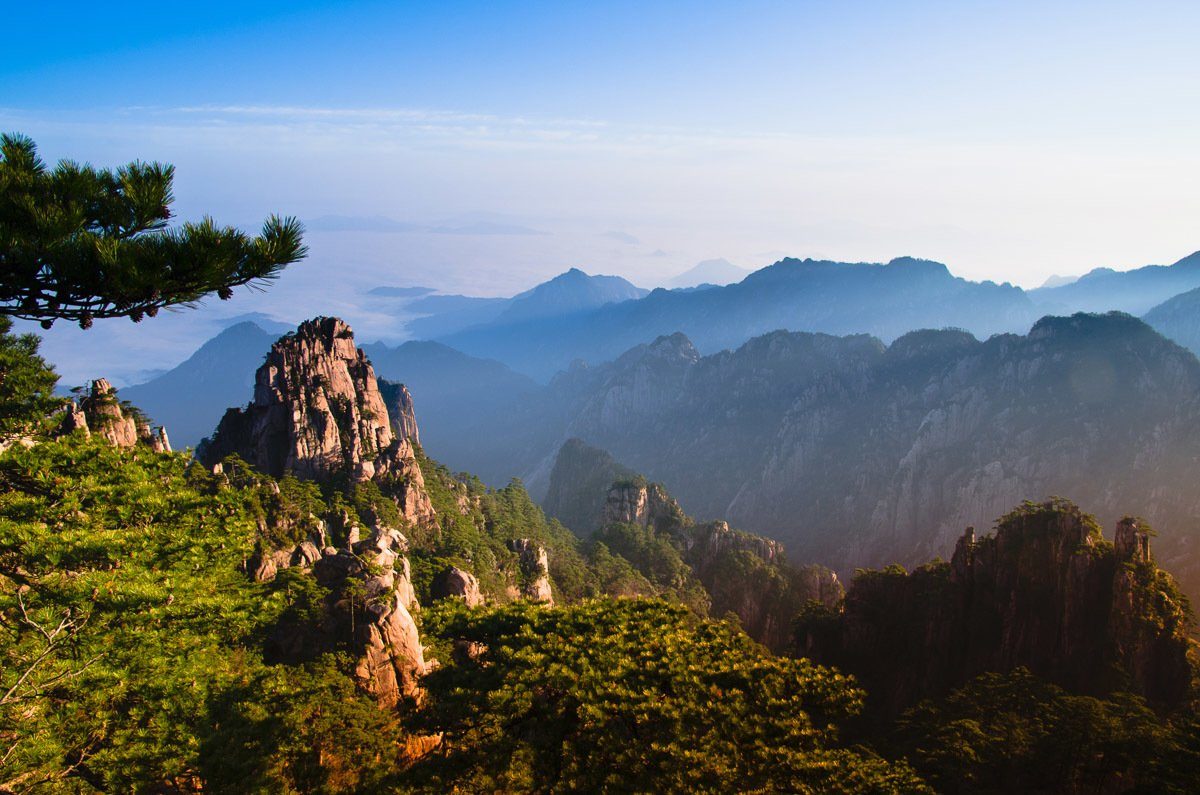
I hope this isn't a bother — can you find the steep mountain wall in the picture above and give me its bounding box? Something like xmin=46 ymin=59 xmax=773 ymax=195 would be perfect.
xmin=796 ymin=500 xmax=1194 ymax=716
xmin=199 ymin=317 xmax=434 ymax=525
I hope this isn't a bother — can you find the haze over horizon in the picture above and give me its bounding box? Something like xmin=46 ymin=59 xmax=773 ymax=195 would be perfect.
xmin=6 ymin=0 xmax=1200 ymax=383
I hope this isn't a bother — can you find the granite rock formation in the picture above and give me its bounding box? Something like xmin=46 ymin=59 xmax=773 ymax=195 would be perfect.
xmin=431 ymin=566 xmax=484 ymax=607
xmin=378 ymin=378 xmax=420 ymax=446
xmin=600 ymin=478 xmax=842 ymax=651
xmin=199 ymin=317 xmax=434 ymax=526
xmin=262 ymin=518 xmax=432 ymax=708
xmin=796 ymin=499 xmax=1194 ymax=716
xmin=60 ymin=378 xmax=171 ymax=452
xmin=507 ymin=539 xmax=554 ymax=604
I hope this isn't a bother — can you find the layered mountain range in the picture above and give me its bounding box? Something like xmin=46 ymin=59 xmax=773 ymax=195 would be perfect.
xmin=500 ymin=313 xmax=1200 ymax=604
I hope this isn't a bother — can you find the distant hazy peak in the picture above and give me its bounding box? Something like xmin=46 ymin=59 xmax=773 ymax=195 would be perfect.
xmin=666 ymin=257 xmax=749 ymax=288
xmin=1038 ymin=274 xmax=1079 ymax=289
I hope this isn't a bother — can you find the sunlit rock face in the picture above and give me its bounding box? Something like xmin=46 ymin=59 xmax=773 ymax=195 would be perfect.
xmin=62 ymin=378 xmax=171 ymax=452
xmin=508 ymin=538 xmax=554 ymax=604
xmin=199 ymin=316 xmax=434 ymax=525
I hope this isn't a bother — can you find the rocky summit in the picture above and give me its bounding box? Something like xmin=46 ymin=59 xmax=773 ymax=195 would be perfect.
xmin=199 ymin=317 xmax=434 ymax=525
xmin=59 ymin=378 xmax=171 ymax=452
xmin=796 ymin=499 xmax=1194 ymax=717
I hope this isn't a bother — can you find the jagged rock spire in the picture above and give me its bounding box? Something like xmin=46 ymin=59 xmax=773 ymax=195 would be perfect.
xmin=60 ymin=378 xmax=171 ymax=452
xmin=198 ymin=317 xmax=435 ymax=524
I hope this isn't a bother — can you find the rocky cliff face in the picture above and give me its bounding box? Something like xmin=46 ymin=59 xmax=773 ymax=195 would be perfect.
xmin=600 ymin=478 xmax=842 ymax=651
xmin=61 ymin=378 xmax=171 ymax=452
xmin=431 ymin=566 xmax=483 ymax=607
xmin=256 ymin=510 xmax=432 ymax=708
xmin=378 ymin=378 xmax=420 ymax=446
xmin=796 ymin=499 xmax=1194 ymax=716
xmin=542 ymin=438 xmax=636 ymax=535
xmin=603 ymin=478 xmax=689 ymax=536
xmin=200 ymin=317 xmax=434 ymax=526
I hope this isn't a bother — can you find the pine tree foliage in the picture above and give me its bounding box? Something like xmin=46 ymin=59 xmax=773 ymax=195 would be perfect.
xmin=0 ymin=133 xmax=306 ymax=328
xmin=0 ymin=318 xmax=60 ymax=441
xmin=412 ymin=598 xmax=929 ymax=793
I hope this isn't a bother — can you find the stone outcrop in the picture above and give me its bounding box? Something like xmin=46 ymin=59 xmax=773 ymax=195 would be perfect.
xmin=508 ymin=539 xmax=554 ymax=604
xmin=378 ymin=379 xmax=420 ymax=446
xmin=599 ymin=477 xmax=843 ymax=651
xmin=60 ymin=379 xmax=171 ymax=452
xmin=542 ymin=438 xmax=636 ymax=536
xmin=199 ymin=317 xmax=434 ymax=526
xmin=603 ymin=479 xmax=688 ymax=535
xmin=262 ymin=521 xmax=431 ymax=708
xmin=797 ymin=499 xmax=1194 ymax=716
xmin=431 ymin=566 xmax=484 ymax=607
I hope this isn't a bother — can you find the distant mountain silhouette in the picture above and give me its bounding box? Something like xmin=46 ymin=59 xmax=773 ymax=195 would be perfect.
xmin=120 ymin=321 xmax=278 ymax=448
xmin=1144 ymin=285 xmax=1200 ymax=356
xmin=1029 ymin=250 xmax=1200 ymax=315
xmin=360 ymin=340 xmax=540 ymax=482
xmin=1037 ymin=273 xmax=1079 ymax=289
xmin=406 ymin=268 xmax=647 ymax=340
xmin=666 ymin=258 xmax=749 ymax=288
xmin=436 ymin=256 xmax=1038 ymax=380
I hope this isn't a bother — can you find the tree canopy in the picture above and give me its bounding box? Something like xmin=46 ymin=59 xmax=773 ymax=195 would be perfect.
xmin=0 ymin=133 xmax=306 ymax=329
xmin=0 ymin=317 xmax=59 ymax=441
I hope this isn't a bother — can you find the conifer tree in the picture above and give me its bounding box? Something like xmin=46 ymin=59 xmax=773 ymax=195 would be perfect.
xmin=0 ymin=133 xmax=306 ymax=329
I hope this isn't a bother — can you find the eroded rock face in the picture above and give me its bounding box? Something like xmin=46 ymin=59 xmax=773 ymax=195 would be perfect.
xmin=201 ymin=318 xmax=392 ymax=479
xmin=431 ymin=566 xmax=484 ymax=607
xmin=261 ymin=524 xmax=433 ymax=708
xmin=378 ymin=379 xmax=420 ymax=446
xmin=508 ymin=539 xmax=554 ymax=604
xmin=798 ymin=500 xmax=1194 ymax=716
xmin=684 ymin=519 xmax=843 ymax=652
xmin=599 ymin=478 xmax=842 ymax=651
xmin=199 ymin=317 xmax=434 ymax=526
xmin=81 ymin=378 xmax=138 ymax=447
xmin=603 ymin=480 xmax=688 ymax=535
xmin=62 ymin=379 xmax=171 ymax=452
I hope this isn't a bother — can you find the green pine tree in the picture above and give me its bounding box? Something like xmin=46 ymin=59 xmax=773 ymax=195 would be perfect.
xmin=0 ymin=133 xmax=306 ymax=329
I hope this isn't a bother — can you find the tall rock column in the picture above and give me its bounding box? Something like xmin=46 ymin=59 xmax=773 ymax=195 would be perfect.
xmin=200 ymin=317 xmax=434 ymax=525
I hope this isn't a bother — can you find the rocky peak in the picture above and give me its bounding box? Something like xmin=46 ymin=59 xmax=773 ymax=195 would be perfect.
xmin=199 ymin=317 xmax=434 ymax=525
xmin=202 ymin=318 xmax=394 ymax=480
xmin=62 ymin=378 xmax=171 ymax=452
xmin=377 ymin=379 xmax=420 ymax=446
xmin=603 ymin=480 xmax=688 ymax=537
xmin=507 ymin=539 xmax=554 ymax=604
xmin=1115 ymin=517 xmax=1151 ymax=563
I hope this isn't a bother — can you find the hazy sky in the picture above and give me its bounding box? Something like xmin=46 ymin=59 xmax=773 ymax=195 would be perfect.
xmin=4 ymin=1 xmax=1200 ymax=383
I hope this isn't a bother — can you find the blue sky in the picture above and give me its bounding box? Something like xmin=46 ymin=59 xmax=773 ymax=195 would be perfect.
xmin=5 ymin=1 xmax=1200 ymax=383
